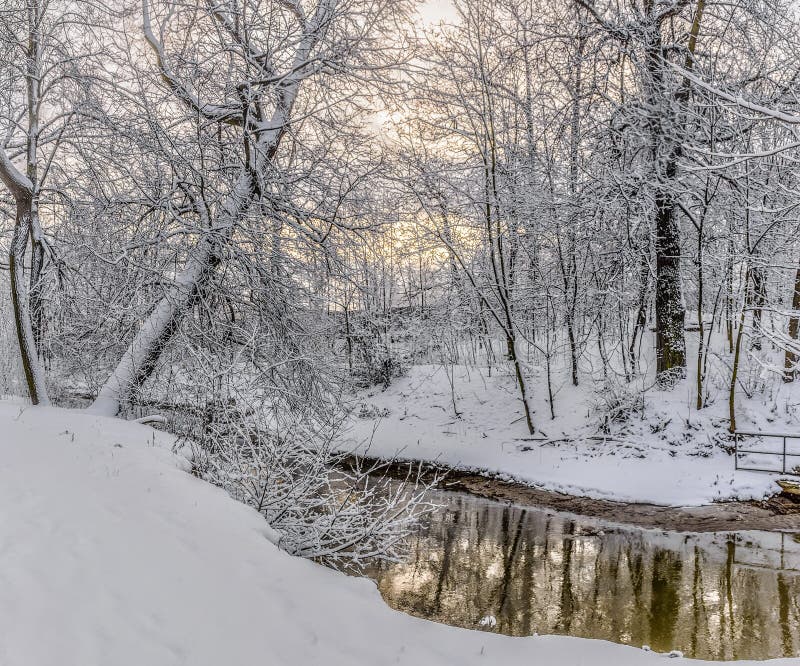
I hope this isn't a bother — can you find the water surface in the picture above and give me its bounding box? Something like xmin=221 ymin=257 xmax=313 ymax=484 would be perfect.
xmin=362 ymin=486 xmax=800 ymax=660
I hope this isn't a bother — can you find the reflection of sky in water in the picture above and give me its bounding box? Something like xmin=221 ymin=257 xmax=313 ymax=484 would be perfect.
xmin=360 ymin=487 xmax=800 ymax=661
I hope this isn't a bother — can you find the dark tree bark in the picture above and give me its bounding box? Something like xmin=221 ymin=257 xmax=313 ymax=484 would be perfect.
xmin=654 ymin=183 xmax=687 ymax=383
xmin=784 ymin=259 xmax=800 ymax=381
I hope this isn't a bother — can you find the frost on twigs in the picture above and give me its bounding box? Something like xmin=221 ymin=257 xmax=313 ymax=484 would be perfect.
xmin=592 ymin=378 xmax=646 ymax=435
xmin=177 ymin=397 xmax=434 ymax=570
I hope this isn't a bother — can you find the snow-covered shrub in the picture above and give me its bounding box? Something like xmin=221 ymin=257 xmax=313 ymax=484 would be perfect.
xmin=174 ymin=397 xmax=431 ymax=570
xmin=111 ymin=294 xmax=430 ymax=569
xmin=592 ymin=379 xmax=645 ymax=434
xmin=337 ymin=309 xmax=407 ymax=389
xmin=352 ymin=339 xmax=404 ymax=389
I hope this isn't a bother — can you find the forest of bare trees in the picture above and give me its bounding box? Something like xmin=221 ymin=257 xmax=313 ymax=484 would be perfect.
xmin=3 ymin=0 xmax=800 ymax=547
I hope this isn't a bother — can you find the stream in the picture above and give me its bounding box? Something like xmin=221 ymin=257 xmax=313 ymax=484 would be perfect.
xmin=360 ymin=484 xmax=800 ymax=660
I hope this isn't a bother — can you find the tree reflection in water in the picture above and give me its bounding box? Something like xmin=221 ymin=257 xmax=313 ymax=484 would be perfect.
xmin=361 ymin=488 xmax=800 ymax=660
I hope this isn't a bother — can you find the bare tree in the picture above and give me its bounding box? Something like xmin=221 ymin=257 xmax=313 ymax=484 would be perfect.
xmin=88 ymin=0 xmax=409 ymax=415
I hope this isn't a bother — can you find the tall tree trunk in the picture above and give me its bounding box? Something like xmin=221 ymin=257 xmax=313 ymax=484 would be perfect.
xmin=0 ymin=0 xmax=50 ymax=405
xmin=563 ymin=20 xmax=586 ymax=387
xmin=750 ymin=263 xmax=766 ymax=351
xmin=8 ymin=199 xmax=50 ymax=405
xmin=26 ymin=0 xmax=45 ymax=361
xmin=478 ymin=40 xmax=534 ymax=433
xmin=654 ymin=173 xmax=686 ymax=383
xmin=729 ymin=266 xmax=750 ymax=432
xmin=784 ymin=259 xmax=800 ymax=381
xmin=646 ymin=38 xmax=687 ymax=383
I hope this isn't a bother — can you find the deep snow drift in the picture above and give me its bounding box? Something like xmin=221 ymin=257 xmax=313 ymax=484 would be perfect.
xmin=344 ymin=364 xmax=795 ymax=506
xmin=0 ymin=400 xmax=797 ymax=665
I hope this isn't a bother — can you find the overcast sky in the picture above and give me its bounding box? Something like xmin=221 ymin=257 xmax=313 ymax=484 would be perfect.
xmin=417 ymin=0 xmax=458 ymax=24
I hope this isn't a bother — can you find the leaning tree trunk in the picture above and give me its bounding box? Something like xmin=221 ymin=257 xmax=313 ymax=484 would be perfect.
xmin=89 ymin=0 xmax=330 ymax=416
xmin=88 ymin=171 xmax=256 ymax=416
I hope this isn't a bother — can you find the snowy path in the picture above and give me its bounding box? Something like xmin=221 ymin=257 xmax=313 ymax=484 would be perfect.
xmin=0 ymin=401 xmax=796 ymax=665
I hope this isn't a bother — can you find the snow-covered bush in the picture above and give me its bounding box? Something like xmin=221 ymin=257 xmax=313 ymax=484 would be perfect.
xmin=94 ymin=247 xmax=431 ymax=570
xmin=350 ymin=333 xmax=405 ymax=389
xmin=592 ymin=379 xmax=646 ymax=434
xmin=177 ymin=401 xmax=431 ymax=569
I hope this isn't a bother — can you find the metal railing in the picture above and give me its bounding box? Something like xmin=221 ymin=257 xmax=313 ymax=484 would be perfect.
xmin=734 ymin=431 xmax=800 ymax=475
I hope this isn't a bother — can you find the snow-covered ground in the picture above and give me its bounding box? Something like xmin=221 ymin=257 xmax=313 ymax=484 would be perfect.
xmin=344 ymin=363 xmax=798 ymax=506
xmin=3 ymin=400 xmax=798 ymax=665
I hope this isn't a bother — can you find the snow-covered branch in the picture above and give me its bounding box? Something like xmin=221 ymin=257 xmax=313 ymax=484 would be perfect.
xmin=0 ymin=146 xmax=33 ymax=200
xmin=142 ymin=0 xmax=244 ymax=125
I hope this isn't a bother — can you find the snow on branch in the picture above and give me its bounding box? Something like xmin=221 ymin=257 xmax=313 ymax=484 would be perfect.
xmin=669 ymin=61 xmax=800 ymax=125
xmin=142 ymin=0 xmax=244 ymax=126
xmin=0 ymin=146 xmax=33 ymax=199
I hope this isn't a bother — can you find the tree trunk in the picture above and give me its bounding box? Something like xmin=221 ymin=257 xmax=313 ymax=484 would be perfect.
xmin=696 ymin=228 xmax=705 ymax=409
xmin=629 ymin=245 xmax=651 ymax=372
xmin=9 ymin=200 xmax=50 ymax=405
xmin=749 ymin=263 xmax=766 ymax=351
xmin=726 ymin=237 xmax=734 ymax=353
xmin=507 ymin=332 xmax=535 ymax=435
xmin=654 ymin=188 xmax=686 ymax=383
xmin=567 ymin=320 xmax=579 ymax=386
xmin=645 ymin=0 xmax=701 ymax=386
xmin=89 ymin=171 xmax=256 ymax=416
xmin=784 ymin=260 xmax=800 ymax=381
xmin=89 ymin=0 xmax=328 ymax=416
xmin=563 ymin=21 xmax=586 ymax=388
xmin=729 ymin=266 xmax=750 ymax=433
xmin=0 ymin=0 xmax=50 ymax=405
xmin=645 ymin=19 xmax=686 ymax=384
xmin=28 ymin=209 xmax=46 ymax=358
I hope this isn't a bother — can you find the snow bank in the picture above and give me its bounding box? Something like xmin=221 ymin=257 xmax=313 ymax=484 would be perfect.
xmin=344 ymin=365 xmax=787 ymax=506
xmin=0 ymin=401 xmax=794 ymax=665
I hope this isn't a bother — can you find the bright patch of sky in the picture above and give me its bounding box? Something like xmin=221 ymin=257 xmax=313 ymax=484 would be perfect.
xmin=416 ymin=0 xmax=458 ymax=25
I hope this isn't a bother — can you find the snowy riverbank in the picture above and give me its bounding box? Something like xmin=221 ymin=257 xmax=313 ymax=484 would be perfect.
xmin=344 ymin=364 xmax=795 ymax=506
xmin=1 ymin=400 xmax=796 ymax=665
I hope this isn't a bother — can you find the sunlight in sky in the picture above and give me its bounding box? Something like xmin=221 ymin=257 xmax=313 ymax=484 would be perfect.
xmin=417 ymin=0 xmax=458 ymax=25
